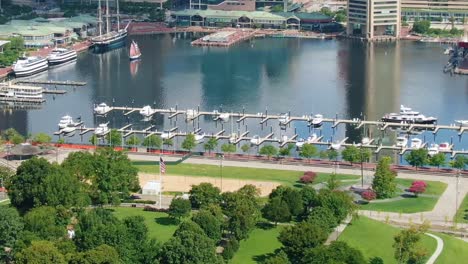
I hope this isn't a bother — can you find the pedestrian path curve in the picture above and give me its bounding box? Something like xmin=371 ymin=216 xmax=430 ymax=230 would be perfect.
xmin=425 ymin=233 xmax=444 ymax=264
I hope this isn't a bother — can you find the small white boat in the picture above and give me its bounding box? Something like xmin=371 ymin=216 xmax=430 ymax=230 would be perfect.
xmin=280 ymin=135 xmax=288 ymax=143
xmin=62 ymin=125 xmax=76 ymax=134
xmin=396 ymin=136 xmax=408 ymax=148
xmin=161 ymin=130 xmax=174 ymax=139
xmin=218 ymin=113 xmax=230 ymax=122
xmin=186 ymin=109 xmax=196 ymax=120
xmin=295 ymin=138 xmax=305 ymax=148
xmin=410 ymin=138 xmax=423 ymax=149
xmin=95 ymin=123 xmax=110 ymax=136
xmin=139 ymin=105 xmax=155 ymax=118
xmin=278 ymin=113 xmax=289 ymax=125
xmin=428 ymin=143 xmax=439 ymax=156
xmin=250 ymin=135 xmax=261 ymax=145
xmin=438 ymin=142 xmax=451 ymax=151
xmin=194 ymin=131 xmax=205 ymax=143
xmin=456 ymin=120 xmax=468 ymax=127
xmin=330 ymin=141 xmax=341 ymax=150
xmin=361 ymin=137 xmax=371 ymax=145
xmin=229 ymin=133 xmax=238 ymax=144
xmin=58 ymin=115 xmax=74 ymax=129
xmin=94 ymin=103 xmax=111 ymax=115
xmin=310 ymin=114 xmax=323 ymax=127
xmin=306 ymin=133 xmax=319 ymax=143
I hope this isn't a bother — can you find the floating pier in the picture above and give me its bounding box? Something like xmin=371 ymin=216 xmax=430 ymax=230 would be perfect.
xmin=191 ymin=30 xmax=257 ymax=47
xmin=14 ymin=80 xmax=86 ymax=86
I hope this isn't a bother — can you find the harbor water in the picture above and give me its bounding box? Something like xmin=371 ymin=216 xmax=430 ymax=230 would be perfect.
xmin=1 ymin=33 xmax=467 ymax=156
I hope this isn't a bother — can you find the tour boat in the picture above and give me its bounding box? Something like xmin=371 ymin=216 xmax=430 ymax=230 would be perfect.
xmin=194 ymin=131 xmax=205 ymax=143
xmin=139 ymin=105 xmax=155 ymax=118
xmin=129 ymin=40 xmax=141 ymax=60
xmin=91 ymin=0 xmax=128 ymax=51
xmin=428 ymin=144 xmax=439 ymax=156
xmin=310 ymin=114 xmax=323 ymax=127
xmin=161 ymin=130 xmax=173 ymax=139
xmin=410 ymin=138 xmax=423 ymax=149
xmin=95 ymin=123 xmax=110 ymax=136
xmin=47 ymin=48 xmax=77 ymax=66
xmin=0 ymin=83 xmax=43 ymax=100
xmin=13 ymin=55 xmax=48 ymax=77
xmin=278 ymin=113 xmax=290 ymax=126
xmin=381 ymin=105 xmax=437 ymax=125
xmin=250 ymin=135 xmax=261 ymax=145
xmin=94 ymin=103 xmax=111 ymax=115
xmin=58 ymin=115 xmax=74 ymax=129
xmin=438 ymin=142 xmax=451 ymax=151
xmin=456 ymin=120 xmax=468 ymax=127
xmin=396 ymin=136 xmax=408 ymax=148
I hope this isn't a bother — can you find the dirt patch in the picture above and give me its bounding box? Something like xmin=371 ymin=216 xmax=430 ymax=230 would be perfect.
xmin=139 ymin=173 xmax=280 ymax=197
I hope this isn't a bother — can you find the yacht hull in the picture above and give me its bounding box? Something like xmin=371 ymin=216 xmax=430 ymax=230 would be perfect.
xmin=14 ymin=63 xmax=48 ymax=77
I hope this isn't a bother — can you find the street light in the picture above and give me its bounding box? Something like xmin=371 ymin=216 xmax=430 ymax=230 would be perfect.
xmin=360 ymin=145 xmax=364 ymax=187
xmin=219 ymin=153 xmax=224 ymax=192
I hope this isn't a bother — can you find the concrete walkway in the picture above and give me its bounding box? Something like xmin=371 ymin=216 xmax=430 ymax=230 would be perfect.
xmin=425 ymin=233 xmax=444 ymax=264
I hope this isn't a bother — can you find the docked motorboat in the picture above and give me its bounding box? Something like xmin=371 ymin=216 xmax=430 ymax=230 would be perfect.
xmin=456 ymin=120 xmax=468 ymax=127
xmin=186 ymin=109 xmax=196 ymax=120
xmin=330 ymin=141 xmax=342 ymax=150
xmin=95 ymin=123 xmax=110 ymax=136
xmin=161 ymin=130 xmax=174 ymax=139
xmin=306 ymin=133 xmax=319 ymax=143
xmin=229 ymin=133 xmax=238 ymax=144
xmin=278 ymin=113 xmax=290 ymax=126
xmin=310 ymin=114 xmax=323 ymax=127
xmin=396 ymin=136 xmax=408 ymax=148
xmin=219 ymin=113 xmax=230 ymax=122
xmin=280 ymin=135 xmax=288 ymax=143
xmin=295 ymin=138 xmax=305 ymax=148
xmin=13 ymin=55 xmax=48 ymax=77
xmin=62 ymin=125 xmax=77 ymax=135
xmin=428 ymin=144 xmax=439 ymax=156
xmin=438 ymin=142 xmax=451 ymax=151
xmin=410 ymin=138 xmax=423 ymax=149
xmin=47 ymin=48 xmax=77 ymax=65
xmin=94 ymin=103 xmax=111 ymax=115
xmin=250 ymin=135 xmax=261 ymax=145
xmin=58 ymin=115 xmax=74 ymax=129
xmin=194 ymin=131 xmax=205 ymax=143
xmin=361 ymin=137 xmax=371 ymax=145
xmin=139 ymin=105 xmax=156 ymax=118
xmin=381 ymin=105 xmax=437 ymax=125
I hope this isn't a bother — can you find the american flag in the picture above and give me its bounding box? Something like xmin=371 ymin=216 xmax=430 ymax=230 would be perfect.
xmin=160 ymin=157 xmax=166 ymax=174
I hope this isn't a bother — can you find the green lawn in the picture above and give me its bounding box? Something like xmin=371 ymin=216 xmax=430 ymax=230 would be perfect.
xmin=454 ymin=194 xmax=468 ymax=223
xmin=110 ymin=207 xmax=180 ymax=242
xmin=135 ymin=163 xmax=359 ymax=186
xmin=230 ymin=224 xmax=283 ymax=264
xmin=339 ymin=216 xmax=437 ymax=264
xmin=434 ymin=232 xmax=468 ymax=264
xmin=360 ymin=179 xmax=447 ymax=213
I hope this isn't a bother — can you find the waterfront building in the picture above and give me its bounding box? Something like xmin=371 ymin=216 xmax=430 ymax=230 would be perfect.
xmin=401 ymin=0 xmax=468 ymax=23
xmin=171 ymin=9 xmax=341 ymax=31
xmin=347 ymin=0 xmax=401 ymax=40
xmin=188 ymin=0 xmax=287 ymax=11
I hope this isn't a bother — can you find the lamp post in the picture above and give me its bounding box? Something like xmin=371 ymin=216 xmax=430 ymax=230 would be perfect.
xmin=360 ymin=145 xmax=364 ymax=187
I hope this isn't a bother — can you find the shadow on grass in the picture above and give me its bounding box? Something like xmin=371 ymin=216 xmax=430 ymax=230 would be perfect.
xmin=256 ymin=222 xmax=275 ymax=230
xmin=401 ymin=193 xmax=418 ymax=198
xmin=155 ymin=216 xmax=179 ymax=226
xmin=293 ymin=182 xmax=305 ymax=188
xmin=252 ymin=250 xmax=282 ymax=263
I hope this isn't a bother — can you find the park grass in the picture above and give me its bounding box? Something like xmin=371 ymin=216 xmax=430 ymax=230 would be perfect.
xmin=360 ymin=179 xmax=447 ymax=213
xmin=110 ymin=207 xmax=180 ymax=243
xmin=230 ymin=224 xmax=283 ymax=264
xmin=338 ymin=216 xmax=437 ymax=264
xmin=454 ymin=194 xmax=468 ymax=223
xmin=434 ymin=232 xmax=468 ymax=264
xmin=135 ymin=163 xmax=359 ymax=187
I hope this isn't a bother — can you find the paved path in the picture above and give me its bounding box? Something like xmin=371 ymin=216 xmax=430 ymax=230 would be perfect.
xmin=425 ymin=233 xmax=444 ymax=264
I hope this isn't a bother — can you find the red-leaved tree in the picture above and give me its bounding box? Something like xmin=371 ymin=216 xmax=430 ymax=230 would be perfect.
xmin=408 ymin=181 xmax=427 ymax=197
xmin=300 ymin=171 xmax=317 ymax=184
xmin=361 ymin=190 xmax=376 ymax=202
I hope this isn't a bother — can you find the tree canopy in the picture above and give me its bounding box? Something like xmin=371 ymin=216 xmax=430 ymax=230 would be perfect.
xmin=372 ymin=156 xmax=397 ymax=199
xmin=182 ymin=134 xmax=197 ymax=152
xmin=189 ymin=183 xmax=221 ymax=209
xmin=405 ymin=148 xmax=429 ymax=168
xmin=168 ymin=197 xmax=191 ymax=220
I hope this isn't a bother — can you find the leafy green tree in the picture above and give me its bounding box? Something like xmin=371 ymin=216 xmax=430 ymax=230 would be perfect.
xmin=307 ymin=206 xmax=338 ymax=232
xmin=221 ymin=143 xmax=236 ymax=156
xmin=142 ymin=134 xmax=162 ymax=149
xmin=450 ymin=155 xmax=467 ymax=170
xmin=2 ymin=128 xmax=20 ymax=141
xmin=262 ymin=196 xmax=291 ymax=225
xmin=189 ymin=182 xmax=221 ymax=209
xmin=0 ymin=165 xmax=14 ymax=187
xmin=192 ymin=209 xmax=223 ymax=241
xmin=335 ymin=12 xmax=346 ymax=23
xmin=106 ymin=129 xmax=122 ymax=147
xmin=412 ymin=20 xmax=431 ymax=34
xmin=317 ymin=189 xmax=355 ymax=224
xmin=163 ymin=138 xmax=173 ymax=149
xmin=405 ymin=148 xmax=429 ymax=169
xmin=342 ymin=146 xmax=360 ymax=164
xmin=23 ymin=206 xmax=66 ymax=240
xmin=262 ymin=250 xmax=291 ymax=264
xmin=174 ymin=220 xmax=205 ymax=237
xmin=182 ymin=133 xmax=197 ymax=152
xmin=279 ymin=221 xmax=328 ymax=263
xmin=326 ymin=173 xmax=341 ymax=190
xmin=69 ymin=244 xmax=122 ymax=264
xmin=204 ymin=137 xmax=218 ymax=154
xmin=259 ymin=145 xmax=278 ymax=159
xmin=269 ymin=186 xmax=304 ymax=217
xmin=369 ymin=257 xmax=384 ymax=264
xmin=372 ymin=156 xmax=397 ymax=199
xmin=320 ymin=7 xmax=333 ymax=16
xmin=160 ymin=230 xmax=222 ymax=264
xmin=221 ymin=238 xmax=239 ymax=260
xmin=149 ymin=9 xmax=165 ymax=22
xmin=16 ymin=240 xmax=66 ymax=264
xmin=168 ymin=197 xmax=191 ymax=220
xmin=279 ymin=144 xmax=294 ymax=157
xmin=241 ymin=143 xmax=250 ymax=154
xmin=327 ymin=149 xmax=339 ymax=160
xmin=89 ymin=134 xmax=99 ymax=145
xmin=0 ymin=206 xmax=23 ymax=261
xmin=11 ymin=133 xmax=25 ymax=144
xmin=125 ymin=135 xmax=140 ymax=146
xmin=302 ymin=241 xmax=366 ymax=264
xmin=32 ymin=133 xmax=51 ymax=144
xmin=61 ymin=151 xmax=95 ymax=183
xmin=429 ymin=153 xmax=446 ymax=168
xmin=43 ymin=165 xmax=89 ymax=208
xmin=393 ymin=226 xmax=428 ymax=264
xmin=300 ymin=186 xmax=319 ymax=214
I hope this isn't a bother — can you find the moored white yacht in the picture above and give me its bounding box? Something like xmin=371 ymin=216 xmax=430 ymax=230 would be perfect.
xmin=438 ymin=142 xmax=451 ymax=151
xmin=161 ymin=130 xmax=174 ymax=139
xmin=295 ymin=138 xmax=305 ymax=148
xmin=229 ymin=133 xmax=238 ymax=144
xmin=58 ymin=115 xmax=74 ymax=129
xmin=310 ymin=114 xmax=323 ymax=127
xmin=278 ymin=113 xmax=289 ymax=126
xmin=13 ymin=55 xmax=48 ymax=77
xmin=94 ymin=103 xmax=111 ymax=115
xmin=194 ymin=131 xmax=205 ymax=143
xmin=456 ymin=120 xmax=468 ymax=127
xmin=330 ymin=140 xmax=342 ymax=150
xmin=396 ymin=136 xmax=408 ymax=148
xmin=250 ymin=135 xmax=261 ymax=145
xmin=47 ymin=48 xmax=77 ymax=66
xmin=62 ymin=125 xmax=77 ymax=135
xmin=361 ymin=137 xmax=371 ymax=145
xmin=186 ymin=109 xmax=196 ymax=120
xmin=139 ymin=105 xmax=156 ymax=118
xmin=410 ymin=138 xmax=423 ymax=149
xmin=382 ymin=105 xmax=437 ymax=125
xmin=95 ymin=123 xmax=110 ymax=136
xmin=306 ymin=133 xmax=319 ymax=143
xmin=428 ymin=143 xmax=439 ymax=156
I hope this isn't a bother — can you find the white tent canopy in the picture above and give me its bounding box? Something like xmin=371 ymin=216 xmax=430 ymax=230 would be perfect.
xmin=142 ymin=180 xmax=162 ymax=195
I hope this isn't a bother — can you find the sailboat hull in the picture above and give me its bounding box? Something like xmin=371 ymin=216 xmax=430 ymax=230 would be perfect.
xmin=92 ymin=31 xmax=128 ymax=52
xmin=129 ymin=54 xmax=141 ymax=60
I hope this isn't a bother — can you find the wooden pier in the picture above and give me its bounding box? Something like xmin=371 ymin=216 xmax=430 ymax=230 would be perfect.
xmin=15 ymin=80 xmax=86 ymax=86
xmin=191 ymin=30 xmax=258 ymax=47
xmin=43 ymin=89 xmax=66 ymax=94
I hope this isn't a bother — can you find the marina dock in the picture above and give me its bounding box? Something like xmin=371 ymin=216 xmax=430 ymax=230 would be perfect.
xmin=13 ymin=80 xmax=86 ymax=86
xmin=191 ymin=30 xmax=258 ymax=47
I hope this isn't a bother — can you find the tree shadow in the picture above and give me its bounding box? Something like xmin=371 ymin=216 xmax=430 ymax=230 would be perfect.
xmin=256 ymin=222 xmax=275 ymax=230
xmin=155 ymin=216 xmax=179 ymax=226
xmin=252 ymin=250 xmax=281 ymax=262
xmin=401 ymin=193 xmax=417 ymax=198
xmin=293 ymin=182 xmax=304 ymax=188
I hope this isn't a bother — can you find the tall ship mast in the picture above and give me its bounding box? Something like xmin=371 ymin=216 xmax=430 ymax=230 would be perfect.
xmin=91 ymin=0 xmax=129 ymax=51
